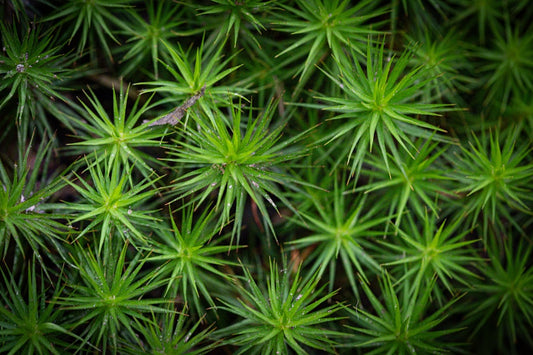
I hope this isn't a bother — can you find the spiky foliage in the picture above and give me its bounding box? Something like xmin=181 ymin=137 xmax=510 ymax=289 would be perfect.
xmin=118 ymin=0 xmax=197 ymax=79
xmin=319 ymin=40 xmax=451 ymax=181
xmin=273 ymin=0 xmax=387 ymax=94
xmin=0 ymin=261 xmax=82 ymax=355
xmin=44 ymin=0 xmax=132 ymax=60
xmin=216 ymin=259 xmax=345 ymax=355
xmin=359 ymin=138 xmax=451 ymax=230
xmin=56 ymin=241 xmax=171 ymax=354
xmin=0 ymin=18 xmax=72 ymax=138
xmin=197 ymin=0 xmax=275 ymax=50
xmin=345 ymin=271 xmax=464 ymax=354
xmin=62 ymin=158 xmax=161 ymax=253
xmin=119 ymin=306 xmax=219 ymax=355
xmin=448 ymin=0 xmax=504 ymax=44
xmin=165 ymin=99 xmax=310 ymax=245
xmin=288 ymin=177 xmax=386 ymax=297
xmin=462 ymin=237 xmax=533 ymax=351
xmin=508 ymin=91 xmax=533 ymax=135
xmin=392 ymin=0 xmax=453 ymax=35
xmin=147 ymin=206 xmax=238 ymax=316
xmin=0 ymin=137 xmax=67 ymax=260
xmin=61 ymin=83 xmax=166 ymax=183
xmin=381 ymin=213 xmax=480 ymax=306
xmin=406 ymin=30 xmax=475 ymax=105
xmin=448 ymin=127 xmax=533 ymax=241
xmin=140 ymin=37 xmax=249 ymax=114
xmin=476 ymin=21 xmax=533 ymax=113
xmin=3 ymin=1 xmax=533 ymax=354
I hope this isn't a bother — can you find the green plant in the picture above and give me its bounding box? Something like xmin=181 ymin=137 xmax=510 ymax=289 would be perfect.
xmin=0 ymin=260 xmax=82 ymax=355
xmin=319 ymin=40 xmax=451 ymax=181
xmin=0 ymin=137 xmax=67 ymax=261
xmin=358 ymin=137 xmax=451 ymax=230
xmin=140 ymin=37 xmax=249 ymax=114
xmin=119 ymin=305 xmax=219 ymax=354
xmin=165 ymin=98 xmax=310 ymax=245
xmin=448 ymin=126 xmax=533 ymax=241
xmin=0 ymin=19 xmax=73 ymax=138
xmin=61 ymin=83 xmax=166 ymax=183
xmin=476 ymin=21 xmax=533 ymax=113
xmin=448 ymin=0 xmax=504 ymax=44
xmin=345 ymin=271 xmax=464 ymax=354
xmin=381 ymin=213 xmax=480 ymax=305
xmin=405 ymin=29 xmax=475 ymax=105
xmin=44 ymin=0 xmax=132 ymax=60
xmin=273 ymin=0 xmax=387 ymax=94
xmin=118 ymin=0 xmax=200 ymax=79
xmin=197 ymin=0 xmax=275 ymax=50
xmin=62 ymin=158 xmax=161 ymax=253
xmin=147 ymin=205 xmax=238 ymax=316
xmin=216 ymin=259 xmax=345 ymax=354
xmin=462 ymin=236 xmax=533 ymax=351
xmin=2 ymin=1 xmax=533 ymax=354
xmin=287 ymin=176 xmax=386 ymax=297
xmin=56 ymin=241 xmax=171 ymax=354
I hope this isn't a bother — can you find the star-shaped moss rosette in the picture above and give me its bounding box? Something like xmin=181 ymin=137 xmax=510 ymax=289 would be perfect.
xmin=319 ymin=40 xmax=452 ymax=182
xmin=165 ymin=98 xmax=312 ymax=246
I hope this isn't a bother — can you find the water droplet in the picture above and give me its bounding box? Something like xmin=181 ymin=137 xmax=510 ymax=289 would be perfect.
xmin=264 ymin=194 xmax=276 ymax=208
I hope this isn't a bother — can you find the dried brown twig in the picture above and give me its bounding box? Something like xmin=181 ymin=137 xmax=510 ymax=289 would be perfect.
xmin=149 ymin=86 xmax=206 ymax=126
